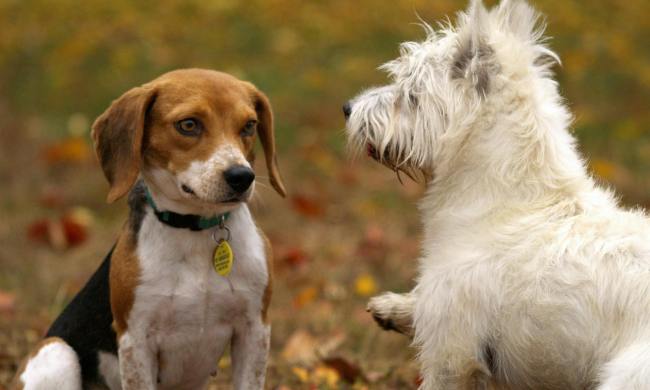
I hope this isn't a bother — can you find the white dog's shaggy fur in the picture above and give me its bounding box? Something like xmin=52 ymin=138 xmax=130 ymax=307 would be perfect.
xmin=345 ymin=1 xmax=650 ymax=389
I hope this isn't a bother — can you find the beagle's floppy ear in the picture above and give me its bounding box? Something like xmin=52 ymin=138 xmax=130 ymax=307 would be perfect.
xmin=254 ymin=90 xmax=287 ymax=197
xmin=91 ymin=85 xmax=157 ymax=203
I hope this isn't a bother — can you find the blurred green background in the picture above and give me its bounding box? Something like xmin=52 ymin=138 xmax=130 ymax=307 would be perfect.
xmin=0 ymin=0 xmax=648 ymax=388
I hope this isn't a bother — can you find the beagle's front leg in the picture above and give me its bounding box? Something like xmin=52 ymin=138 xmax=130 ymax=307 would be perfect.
xmin=118 ymin=331 xmax=157 ymax=390
xmin=230 ymin=315 xmax=270 ymax=390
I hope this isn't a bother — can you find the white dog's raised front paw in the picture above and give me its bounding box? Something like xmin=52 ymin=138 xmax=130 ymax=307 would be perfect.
xmin=366 ymin=292 xmax=415 ymax=337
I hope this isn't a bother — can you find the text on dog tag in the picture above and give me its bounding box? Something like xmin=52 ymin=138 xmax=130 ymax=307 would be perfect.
xmin=213 ymin=239 xmax=233 ymax=276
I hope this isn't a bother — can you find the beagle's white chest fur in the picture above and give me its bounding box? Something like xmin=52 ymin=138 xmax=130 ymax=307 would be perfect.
xmin=102 ymin=205 xmax=270 ymax=390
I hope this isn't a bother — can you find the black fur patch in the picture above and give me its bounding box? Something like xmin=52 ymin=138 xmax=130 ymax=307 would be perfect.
xmin=452 ymin=42 xmax=495 ymax=97
xmin=127 ymin=180 xmax=147 ymax=238
xmin=46 ymin=247 xmax=118 ymax=387
xmin=408 ymin=92 xmax=419 ymax=108
xmin=483 ymin=342 xmax=497 ymax=376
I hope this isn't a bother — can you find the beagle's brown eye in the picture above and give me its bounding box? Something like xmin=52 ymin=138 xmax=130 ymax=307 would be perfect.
xmin=240 ymin=120 xmax=257 ymax=137
xmin=175 ymin=118 xmax=202 ymax=136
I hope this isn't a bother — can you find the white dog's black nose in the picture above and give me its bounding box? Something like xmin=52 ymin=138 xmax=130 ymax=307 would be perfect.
xmin=343 ymin=102 xmax=352 ymax=119
xmin=224 ymin=165 xmax=255 ymax=194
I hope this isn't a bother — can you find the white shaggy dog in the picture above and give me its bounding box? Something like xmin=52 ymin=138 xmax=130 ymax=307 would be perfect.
xmin=344 ymin=1 xmax=650 ymax=389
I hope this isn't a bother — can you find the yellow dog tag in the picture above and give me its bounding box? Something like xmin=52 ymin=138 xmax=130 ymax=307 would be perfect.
xmin=213 ymin=240 xmax=233 ymax=276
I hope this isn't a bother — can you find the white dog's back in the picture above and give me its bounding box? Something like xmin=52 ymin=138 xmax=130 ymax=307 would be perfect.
xmin=421 ymin=186 xmax=650 ymax=388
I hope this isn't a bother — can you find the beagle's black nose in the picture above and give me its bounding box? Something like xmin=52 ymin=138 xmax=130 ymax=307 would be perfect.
xmin=343 ymin=102 xmax=352 ymax=119
xmin=223 ymin=165 xmax=255 ymax=194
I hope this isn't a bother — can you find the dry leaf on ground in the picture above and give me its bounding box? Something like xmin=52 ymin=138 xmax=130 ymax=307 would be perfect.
xmin=322 ymin=356 xmax=364 ymax=383
xmin=0 ymin=292 xmax=16 ymax=315
xmin=293 ymin=286 xmax=319 ymax=309
xmin=42 ymin=137 xmax=91 ymax=165
xmin=290 ymin=194 xmax=325 ymax=218
xmin=282 ymin=330 xmax=319 ymax=365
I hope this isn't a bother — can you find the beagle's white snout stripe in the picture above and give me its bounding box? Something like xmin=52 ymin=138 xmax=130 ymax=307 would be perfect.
xmin=178 ymin=143 xmax=254 ymax=203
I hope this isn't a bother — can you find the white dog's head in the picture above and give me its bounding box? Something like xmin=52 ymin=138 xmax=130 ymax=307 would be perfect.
xmin=345 ymin=0 xmax=569 ymax=183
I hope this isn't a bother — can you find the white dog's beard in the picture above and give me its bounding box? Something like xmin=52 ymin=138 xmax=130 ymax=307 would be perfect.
xmin=347 ymin=97 xmax=431 ymax=183
xmin=364 ymin=139 xmax=425 ymax=184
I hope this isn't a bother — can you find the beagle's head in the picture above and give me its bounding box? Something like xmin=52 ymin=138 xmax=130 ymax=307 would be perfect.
xmin=91 ymin=69 xmax=286 ymax=216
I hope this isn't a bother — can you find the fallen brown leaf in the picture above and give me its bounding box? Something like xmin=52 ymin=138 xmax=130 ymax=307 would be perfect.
xmin=293 ymin=286 xmax=319 ymax=309
xmin=282 ymin=247 xmax=309 ymax=268
xmin=282 ymin=330 xmax=319 ymax=365
xmin=60 ymin=215 xmax=88 ymax=248
xmin=290 ymin=194 xmax=324 ymax=218
xmin=0 ymin=291 xmax=16 ymax=315
xmin=322 ymin=356 xmax=363 ymax=383
xmin=42 ymin=137 xmax=91 ymax=165
xmin=27 ymin=211 xmax=90 ymax=250
xmin=312 ymin=364 xmax=340 ymax=387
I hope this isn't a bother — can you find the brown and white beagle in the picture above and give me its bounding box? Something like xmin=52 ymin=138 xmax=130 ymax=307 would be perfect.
xmin=11 ymin=68 xmax=286 ymax=390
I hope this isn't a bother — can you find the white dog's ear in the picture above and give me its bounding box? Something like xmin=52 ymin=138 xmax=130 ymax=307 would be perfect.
xmin=452 ymin=0 xmax=496 ymax=96
xmin=496 ymin=0 xmax=560 ymax=67
xmin=496 ymin=0 xmax=540 ymax=42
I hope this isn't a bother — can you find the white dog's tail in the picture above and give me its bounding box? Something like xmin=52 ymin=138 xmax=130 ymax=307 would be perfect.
xmin=598 ymin=342 xmax=650 ymax=390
